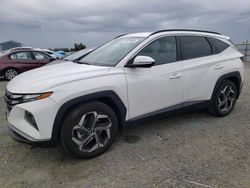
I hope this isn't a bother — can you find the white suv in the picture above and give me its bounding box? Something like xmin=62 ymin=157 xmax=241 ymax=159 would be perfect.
xmin=5 ymin=30 xmax=244 ymax=158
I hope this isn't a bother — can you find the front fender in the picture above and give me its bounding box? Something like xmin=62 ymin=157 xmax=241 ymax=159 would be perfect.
xmin=51 ymin=90 xmax=127 ymax=142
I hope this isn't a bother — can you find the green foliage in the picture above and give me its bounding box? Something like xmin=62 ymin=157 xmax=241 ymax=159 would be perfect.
xmin=73 ymin=43 xmax=86 ymax=51
xmin=52 ymin=43 xmax=86 ymax=52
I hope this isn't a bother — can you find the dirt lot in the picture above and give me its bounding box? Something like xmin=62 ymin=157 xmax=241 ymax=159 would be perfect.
xmin=0 ymin=64 xmax=250 ymax=188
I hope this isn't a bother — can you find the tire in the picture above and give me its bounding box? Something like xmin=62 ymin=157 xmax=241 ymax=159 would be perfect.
xmin=4 ymin=68 xmax=18 ymax=81
xmin=210 ymin=80 xmax=238 ymax=117
xmin=60 ymin=101 xmax=119 ymax=159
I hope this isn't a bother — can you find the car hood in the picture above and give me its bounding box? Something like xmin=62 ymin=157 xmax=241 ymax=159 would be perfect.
xmin=7 ymin=61 xmax=111 ymax=93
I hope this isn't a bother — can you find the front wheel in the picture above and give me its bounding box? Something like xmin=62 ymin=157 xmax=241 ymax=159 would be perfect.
xmin=60 ymin=102 xmax=118 ymax=158
xmin=210 ymin=80 xmax=238 ymax=117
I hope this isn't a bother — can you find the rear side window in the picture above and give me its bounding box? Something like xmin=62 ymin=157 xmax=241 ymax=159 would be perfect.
xmin=10 ymin=52 xmax=33 ymax=60
xmin=180 ymin=36 xmax=212 ymax=60
xmin=207 ymin=37 xmax=229 ymax=54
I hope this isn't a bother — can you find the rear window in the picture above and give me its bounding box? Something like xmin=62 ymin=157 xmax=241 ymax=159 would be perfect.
xmin=207 ymin=37 xmax=229 ymax=54
xmin=180 ymin=36 xmax=212 ymax=60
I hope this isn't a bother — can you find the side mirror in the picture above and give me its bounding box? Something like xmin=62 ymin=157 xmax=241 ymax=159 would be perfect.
xmin=126 ymin=56 xmax=155 ymax=68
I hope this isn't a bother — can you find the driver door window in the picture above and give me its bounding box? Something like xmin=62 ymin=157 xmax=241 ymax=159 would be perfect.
xmin=137 ymin=36 xmax=177 ymax=65
xmin=33 ymin=52 xmax=49 ymax=60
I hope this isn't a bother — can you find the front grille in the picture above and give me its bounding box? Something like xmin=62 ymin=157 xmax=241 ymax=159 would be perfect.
xmin=4 ymin=90 xmax=23 ymax=112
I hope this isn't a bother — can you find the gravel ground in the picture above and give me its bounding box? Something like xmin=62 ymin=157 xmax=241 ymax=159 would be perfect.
xmin=0 ymin=64 xmax=250 ymax=188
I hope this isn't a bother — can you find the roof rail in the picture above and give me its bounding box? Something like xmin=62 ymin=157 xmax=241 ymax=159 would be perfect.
xmin=149 ymin=29 xmax=221 ymax=36
xmin=114 ymin=34 xmax=127 ymax=39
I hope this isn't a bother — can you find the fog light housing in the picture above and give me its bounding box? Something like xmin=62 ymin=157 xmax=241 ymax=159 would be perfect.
xmin=24 ymin=111 xmax=38 ymax=130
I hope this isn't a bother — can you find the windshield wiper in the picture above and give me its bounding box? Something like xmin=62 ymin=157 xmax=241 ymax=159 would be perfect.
xmin=77 ymin=61 xmax=90 ymax=65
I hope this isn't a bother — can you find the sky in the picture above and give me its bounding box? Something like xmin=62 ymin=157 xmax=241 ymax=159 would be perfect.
xmin=0 ymin=0 xmax=249 ymax=48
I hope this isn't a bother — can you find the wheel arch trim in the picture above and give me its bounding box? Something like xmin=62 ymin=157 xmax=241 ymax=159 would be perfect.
xmin=211 ymin=71 xmax=242 ymax=100
xmin=3 ymin=67 xmax=19 ymax=73
xmin=2 ymin=67 xmax=19 ymax=76
xmin=51 ymin=90 xmax=127 ymax=142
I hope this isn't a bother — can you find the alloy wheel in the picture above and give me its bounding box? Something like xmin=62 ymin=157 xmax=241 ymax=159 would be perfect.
xmin=71 ymin=111 xmax=112 ymax=153
xmin=218 ymin=85 xmax=236 ymax=113
xmin=5 ymin=69 xmax=18 ymax=80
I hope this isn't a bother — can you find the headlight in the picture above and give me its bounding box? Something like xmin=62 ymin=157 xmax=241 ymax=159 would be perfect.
xmin=5 ymin=91 xmax=53 ymax=106
xmin=22 ymin=92 xmax=53 ymax=102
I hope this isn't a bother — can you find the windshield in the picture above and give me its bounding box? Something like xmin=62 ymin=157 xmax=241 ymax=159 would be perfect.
xmin=65 ymin=49 xmax=93 ymax=61
xmin=79 ymin=37 xmax=145 ymax=66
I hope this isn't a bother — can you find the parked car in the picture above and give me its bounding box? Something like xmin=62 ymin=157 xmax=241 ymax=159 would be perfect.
xmin=64 ymin=48 xmax=94 ymax=62
xmin=54 ymin=51 xmax=66 ymax=59
xmin=5 ymin=29 xmax=244 ymax=158
xmin=41 ymin=49 xmax=66 ymax=59
xmin=45 ymin=49 xmax=94 ymax=66
xmin=0 ymin=48 xmax=55 ymax=80
xmin=42 ymin=49 xmax=58 ymax=59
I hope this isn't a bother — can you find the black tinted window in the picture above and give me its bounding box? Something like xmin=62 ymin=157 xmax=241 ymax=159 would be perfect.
xmin=207 ymin=37 xmax=229 ymax=54
xmin=137 ymin=36 xmax=177 ymax=65
xmin=180 ymin=36 xmax=212 ymax=60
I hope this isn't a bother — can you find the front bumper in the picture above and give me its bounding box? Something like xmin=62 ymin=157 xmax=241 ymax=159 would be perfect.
xmin=5 ymin=96 xmax=59 ymax=143
xmin=7 ymin=121 xmax=49 ymax=143
xmin=7 ymin=122 xmax=56 ymax=146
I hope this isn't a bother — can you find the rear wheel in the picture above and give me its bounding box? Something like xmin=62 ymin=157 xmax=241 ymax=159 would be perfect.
xmin=60 ymin=101 xmax=118 ymax=158
xmin=4 ymin=68 xmax=18 ymax=81
xmin=210 ymin=80 xmax=237 ymax=117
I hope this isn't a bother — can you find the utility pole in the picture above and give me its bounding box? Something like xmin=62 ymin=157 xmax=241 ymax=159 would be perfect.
xmin=245 ymin=40 xmax=248 ymax=61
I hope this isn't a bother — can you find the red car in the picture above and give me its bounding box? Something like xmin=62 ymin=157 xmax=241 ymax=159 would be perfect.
xmin=0 ymin=48 xmax=55 ymax=80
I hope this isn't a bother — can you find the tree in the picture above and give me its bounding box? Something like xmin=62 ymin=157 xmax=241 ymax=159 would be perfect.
xmin=52 ymin=42 xmax=86 ymax=52
xmin=73 ymin=43 xmax=86 ymax=51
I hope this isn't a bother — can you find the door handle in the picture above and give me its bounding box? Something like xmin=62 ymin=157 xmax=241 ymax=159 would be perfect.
xmin=169 ymin=73 xmax=182 ymax=79
xmin=214 ymin=64 xmax=224 ymax=69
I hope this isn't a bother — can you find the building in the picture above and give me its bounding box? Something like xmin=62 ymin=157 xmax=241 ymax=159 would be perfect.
xmin=0 ymin=40 xmax=22 ymax=52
